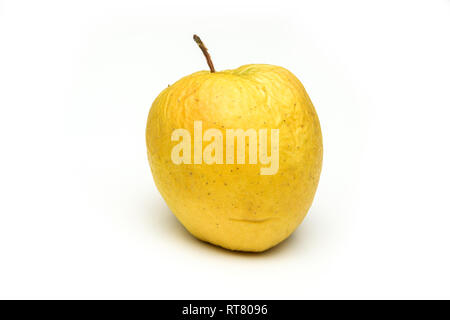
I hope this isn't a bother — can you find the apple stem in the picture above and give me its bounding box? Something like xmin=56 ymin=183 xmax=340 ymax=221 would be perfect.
xmin=193 ymin=34 xmax=216 ymax=73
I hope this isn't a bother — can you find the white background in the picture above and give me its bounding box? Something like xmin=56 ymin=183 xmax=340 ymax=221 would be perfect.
xmin=0 ymin=0 xmax=449 ymax=299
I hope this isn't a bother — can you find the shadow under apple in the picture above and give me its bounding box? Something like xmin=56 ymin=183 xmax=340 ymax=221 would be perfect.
xmin=153 ymin=201 xmax=316 ymax=258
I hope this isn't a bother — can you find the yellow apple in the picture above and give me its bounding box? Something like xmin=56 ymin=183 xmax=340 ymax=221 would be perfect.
xmin=146 ymin=35 xmax=322 ymax=252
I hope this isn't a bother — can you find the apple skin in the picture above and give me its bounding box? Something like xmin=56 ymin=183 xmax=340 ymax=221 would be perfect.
xmin=146 ymin=64 xmax=322 ymax=252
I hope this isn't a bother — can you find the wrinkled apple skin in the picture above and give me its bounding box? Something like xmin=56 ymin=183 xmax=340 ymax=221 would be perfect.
xmin=146 ymin=64 xmax=322 ymax=252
